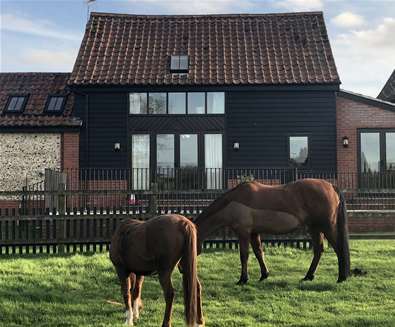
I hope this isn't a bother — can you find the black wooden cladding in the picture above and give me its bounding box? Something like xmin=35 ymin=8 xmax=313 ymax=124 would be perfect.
xmin=74 ymin=93 xmax=128 ymax=168
xmin=225 ymin=91 xmax=337 ymax=171
xmin=75 ymin=89 xmax=337 ymax=170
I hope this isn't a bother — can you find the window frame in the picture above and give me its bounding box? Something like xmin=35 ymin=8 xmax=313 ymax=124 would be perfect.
xmin=288 ymin=135 xmax=310 ymax=168
xmin=170 ymin=55 xmax=189 ymax=73
xmin=3 ymin=95 xmax=29 ymax=114
xmin=44 ymin=95 xmax=67 ymax=114
xmin=357 ymin=128 xmax=395 ymax=173
xmin=128 ymin=91 xmax=225 ymax=116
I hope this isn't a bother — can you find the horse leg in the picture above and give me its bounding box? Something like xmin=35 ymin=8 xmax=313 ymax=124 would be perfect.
xmin=159 ymin=270 xmax=175 ymax=327
xmin=302 ymin=230 xmax=324 ymax=281
xmin=115 ymin=266 xmax=134 ymax=326
xmin=132 ymin=275 xmax=144 ymax=322
xmin=323 ymin=227 xmax=346 ymax=283
xmin=250 ymin=233 xmax=269 ymax=281
xmin=237 ymin=234 xmax=250 ymax=285
xmin=196 ymin=278 xmax=204 ymax=326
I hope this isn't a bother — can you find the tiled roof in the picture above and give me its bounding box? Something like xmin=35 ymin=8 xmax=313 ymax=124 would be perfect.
xmin=69 ymin=12 xmax=340 ymax=86
xmin=0 ymin=73 xmax=81 ymax=127
xmin=378 ymin=70 xmax=395 ymax=103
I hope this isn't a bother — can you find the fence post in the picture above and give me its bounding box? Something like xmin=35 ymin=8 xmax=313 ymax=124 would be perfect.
xmin=148 ymin=182 xmax=158 ymax=216
xmin=57 ymin=183 xmax=66 ymax=253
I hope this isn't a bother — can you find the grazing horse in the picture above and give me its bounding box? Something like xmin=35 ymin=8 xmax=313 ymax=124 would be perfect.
xmin=194 ymin=179 xmax=350 ymax=284
xmin=110 ymin=214 xmax=204 ymax=327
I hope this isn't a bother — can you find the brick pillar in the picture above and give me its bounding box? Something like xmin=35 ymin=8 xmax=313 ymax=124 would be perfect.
xmin=62 ymin=132 xmax=80 ymax=207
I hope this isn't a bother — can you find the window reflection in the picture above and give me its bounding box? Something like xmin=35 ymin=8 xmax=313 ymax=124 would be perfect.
xmin=188 ymin=93 xmax=205 ymax=114
xmin=129 ymin=93 xmax=147 ymax=114
xmin=132 ymin=134 xmax=150 ymax=190
xmin=149 ymin=93 xmax=167 ymax=114
xmin=168 ymin=93 xmax=186 ymax=114
xmin=289 ymin=136 xmax=308 ymax=165
xmin=361 ymin=133 xmax=380 ymax=173
xmin=207 ymin=92 xmax=225 ymax=114
xmin=157 ymin=134 xmax=174 ymax=171
xmin=386 ymin=132 xmax=395 ymax=170
xmin=180 ymin=134 xmax=198 ymax=168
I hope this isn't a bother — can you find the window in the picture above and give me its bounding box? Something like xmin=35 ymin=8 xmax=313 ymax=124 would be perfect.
xmin=207 ymin=92 xmax=225 ymax=114
xmin=132 ymin=134 xmax=150 ymax=190
xmin=180 ymin=134 xmax=198 ymax=168
xmin=129 ymin=92 xmax=225 ymax=115
xmin=157 ymin=134 xmax=175 ymax=172
xmin=149 ymin=93 xmax=167 ymax=114
xmin=188 ymin=93 xmax=205 ymax=114
xmin=168 ymin=93 xmax=186 ymax=114
xmin=5 ymin=96 xmax=26 ymax=112
xmin=386 ymin=133 xmax=395 ymax=170
xmin=205 ymin=134 xmax=223 ymax=189
xmin=46 ymin=96 xmax=65 ymax=112
xmin=289 ymin=136 xmax=309 ymax=166
xmin=170 ymin=55 xmax=189 ymax=72
xmin=130 ymin=93 xmax=147 ymax=114
xmin=360 ymin=133 xmax=380 ymax=173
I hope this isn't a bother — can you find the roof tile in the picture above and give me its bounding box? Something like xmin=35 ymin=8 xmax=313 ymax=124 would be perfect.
xmin=0 ymin=73 xmax=81 ymax=127
xmin=69 ymin=12 xmax=340 ymax=86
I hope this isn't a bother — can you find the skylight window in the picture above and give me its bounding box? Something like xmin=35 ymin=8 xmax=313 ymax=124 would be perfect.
xmin=170 ymin=55 xmax=189 ymax=72
xmin=46 ymin=96 xmax=65 ymax=112
xmin=5 ymin=96 xmax=27 ymax=113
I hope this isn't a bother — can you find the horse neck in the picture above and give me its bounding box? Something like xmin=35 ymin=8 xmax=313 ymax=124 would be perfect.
xmin=195 ymin=211 xmax=225 ymax=243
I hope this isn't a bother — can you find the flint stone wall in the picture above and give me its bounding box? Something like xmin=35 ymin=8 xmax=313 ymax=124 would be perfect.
xmin=0 ymin=133 xmax=61 ymax=192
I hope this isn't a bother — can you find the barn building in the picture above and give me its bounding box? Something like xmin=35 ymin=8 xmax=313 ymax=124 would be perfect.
xmin=1 ymin=12 xmax=395 ymax=202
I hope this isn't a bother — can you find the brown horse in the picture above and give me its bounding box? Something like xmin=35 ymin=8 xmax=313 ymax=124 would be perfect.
xmin=194 ymin=178 xmax=350 ymax=284
xmin=110 ymin=214 xmax=204 ymax=327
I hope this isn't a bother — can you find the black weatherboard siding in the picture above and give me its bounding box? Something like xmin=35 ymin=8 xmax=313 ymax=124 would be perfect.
xmin=226 ymin=91 xmax=337 ymax=171
xmin=75 ymin=93 xmax=128 ymax=168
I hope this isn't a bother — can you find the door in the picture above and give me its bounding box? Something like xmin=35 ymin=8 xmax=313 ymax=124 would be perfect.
xmin=131 ymin=134 xmax=150 ymax=190
xmin=359 ymin=131 xmax=395 ymax=189
xmin=205 ymin=134 xmax=223 ymax=189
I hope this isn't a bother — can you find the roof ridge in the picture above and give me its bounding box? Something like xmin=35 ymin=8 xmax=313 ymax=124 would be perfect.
xmin=90 ymin=11 xmax=324 ymax=19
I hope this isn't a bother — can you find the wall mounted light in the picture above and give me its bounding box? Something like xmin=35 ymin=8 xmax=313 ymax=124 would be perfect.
xmin=233 ymin=142 xmax=240 ymax=151
xmin=342 ymin=136 xmax=349 ymax=148
xmin=114 ymin=142 xmax=121 ymax=151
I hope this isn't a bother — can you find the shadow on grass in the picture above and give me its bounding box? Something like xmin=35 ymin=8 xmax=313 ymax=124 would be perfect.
xmin=298 ymin=282 xmax=336 ymax=292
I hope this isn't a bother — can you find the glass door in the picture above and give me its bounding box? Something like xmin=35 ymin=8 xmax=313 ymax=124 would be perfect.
xmin=131 ymin=134 xmax=150 ymax=190
xmin=156 ymin=134 xmax=175 ymax=189
xmin=179 ymin=134 xmax=200 ymax=189
xmin=205 ymin=134 xmax=223 ymax=189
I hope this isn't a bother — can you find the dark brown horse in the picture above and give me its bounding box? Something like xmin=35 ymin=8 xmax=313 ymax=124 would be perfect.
xmin=194 ymin=179 xmax=350 ymax=284
xmin=110 ymin=214 xmax=204 ymax=327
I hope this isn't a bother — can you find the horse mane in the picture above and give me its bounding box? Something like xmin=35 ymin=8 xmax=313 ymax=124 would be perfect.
xmin=195 ymin=182 xmax=249 ymax=223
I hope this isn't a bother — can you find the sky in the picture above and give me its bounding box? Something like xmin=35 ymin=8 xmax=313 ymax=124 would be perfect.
xmin=0 ymin=0 xmax=394 ymax=97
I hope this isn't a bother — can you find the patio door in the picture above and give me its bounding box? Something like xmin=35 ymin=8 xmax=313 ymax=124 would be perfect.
xmin=205 ymin=134 xmax=223 ymax=189
xmin=131 ymin=134 xmax=150 ymax=190
xmin=359 ymin=131 xmax=395 ymax=189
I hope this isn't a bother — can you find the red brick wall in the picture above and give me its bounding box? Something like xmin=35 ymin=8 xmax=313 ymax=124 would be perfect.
xmin=336 ymin=96 xmax=395 ymax=174
xmin=62 ymin=132 xmax=79 ymax=170
xmin=348 ymin=211 xmax=395 ymax=233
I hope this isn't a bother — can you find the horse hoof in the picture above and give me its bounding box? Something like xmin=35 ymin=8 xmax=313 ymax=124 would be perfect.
xmin=236 ymin=278 xmax=248 ymax=285
xmin=337 ymin=276 xmax=347 ymax=283
xmin=259 ymin=272 xmax=269 ymax=281
xmin=302 ymin=275 xmax=314 ymax=281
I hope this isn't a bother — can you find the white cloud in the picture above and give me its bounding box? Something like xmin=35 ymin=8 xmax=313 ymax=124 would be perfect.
xmin=332 ymin=11 xmax=365 ymax=28
xmin=332 ymin=18 xmax=395 ymax=97
xmin=127 ymin=0 xmax=254 ymax=14
xmin=275 ymin=0 xmax=323 ymax=11
xmin=2 ymin=48 xmax=79 ymax=72
xmin=0 ymin=13 xmax=82 ymax=41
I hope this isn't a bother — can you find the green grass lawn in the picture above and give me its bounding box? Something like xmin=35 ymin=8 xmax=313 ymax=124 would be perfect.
xmin=0 ymin=240 xmax=394 ymax=327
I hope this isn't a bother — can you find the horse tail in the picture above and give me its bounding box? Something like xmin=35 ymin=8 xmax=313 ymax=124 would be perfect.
xmin=182 ymin=221 xmax=198 ymax=326
xmin=334 ymin=186 xmax=351 ymax=281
